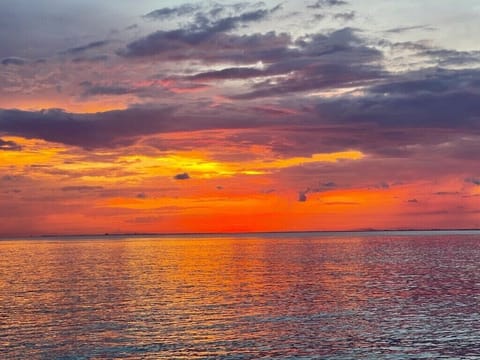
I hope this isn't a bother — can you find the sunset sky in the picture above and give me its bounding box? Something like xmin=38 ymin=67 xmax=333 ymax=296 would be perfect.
xmin=1 ymin=0 xmax=479 ymax=236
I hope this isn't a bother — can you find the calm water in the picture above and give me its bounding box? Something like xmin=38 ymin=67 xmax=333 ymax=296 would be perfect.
xmin=1 ymin=231 xmax=480 ymax=359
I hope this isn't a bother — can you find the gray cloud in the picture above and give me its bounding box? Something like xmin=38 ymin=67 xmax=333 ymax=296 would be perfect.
xmin=188 ymin=67 xmax=266 ymax=81
xmin=0 ymin=105 xmax=293 ymax=149
xmin=298 ymin=191 xmax=308 ymax=202
xmin=80 ymin=82 xmax=140 ymax=97
xmin=72 ymin=55 xmax=109 ymax=63
xmin=333 ymin=11 xmax=355 ymax=21
xmin=314 ymin=86 xmax=480 ymax=131
xmin=465 ymin=177 xmax=480 ymax=186
xmin=0 ymin=107 xmax=175 ymax=149
xmin=121 ymin=4 xmax=281 ymax=59
xmin=434 ymin=191 xmax=460 ymax=196
xmin=174 ymin=172 xmax=190 ymax=180
xmin=1 ymin=57 xmax=26 ymax=66
xmin=144 ymin=3 xmax=201 ymax=20
xmin=63 ymin=40 xmax=109 ymax=55
xmin=308 ymin=0 xmax=348 ymax=9
xmin=230 ymin=28 xmax=384 ymax=98
xmin=385 ymin=25 xmax=436 ymax=34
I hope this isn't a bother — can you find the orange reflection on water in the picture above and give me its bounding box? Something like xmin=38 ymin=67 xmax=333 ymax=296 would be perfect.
xmin=3 ymin=233 xmax=480 ymax=358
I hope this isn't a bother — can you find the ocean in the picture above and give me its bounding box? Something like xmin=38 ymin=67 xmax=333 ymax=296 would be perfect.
xmin=1 ymin=231 xmax=479 ymax=359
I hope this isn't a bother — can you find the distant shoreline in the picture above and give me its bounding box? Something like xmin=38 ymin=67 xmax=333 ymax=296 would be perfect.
xmin=2 ymin=228 xmax=480 ymax=240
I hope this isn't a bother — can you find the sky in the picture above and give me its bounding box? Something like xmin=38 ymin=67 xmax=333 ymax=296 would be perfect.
xmin=1 ymin=0 xmax=480 ymax=236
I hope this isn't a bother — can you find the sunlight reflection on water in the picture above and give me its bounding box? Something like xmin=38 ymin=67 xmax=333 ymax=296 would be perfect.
xmin=1 ymin=232 xmax=480 ymax=359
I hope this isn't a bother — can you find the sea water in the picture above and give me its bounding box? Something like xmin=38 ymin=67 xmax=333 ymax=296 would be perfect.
xmin=1 ymin=231 xmax=480 ymax=359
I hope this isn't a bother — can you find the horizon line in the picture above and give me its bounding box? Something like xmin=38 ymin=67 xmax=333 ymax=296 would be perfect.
xmin=2 ymin=228 xmax=480 ymax=240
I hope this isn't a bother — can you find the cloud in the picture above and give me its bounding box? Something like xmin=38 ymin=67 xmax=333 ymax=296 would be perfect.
xmin=407 ymin=199 xmax=419 ymax=203
xmin=63 ymin=40 xmax=109 ymax=55
xmin=126 ymin=24 xmax=138 ymax=30
xmin=465 ymin=177 xmax=480 ymax=185
xmin=314 ymin=81 xmax=480 ymax=131
xmin=376 ymin=182 xmax=390 ymax=189
xmin=188 ymin=67 xmax=266 ymax=81
xmin=120 ymin=4 xmax=281 ymax=60
xmin=298 ymin=191 xmax=308 ymax=202
xmin=136 ymin=192 xmax=147 ymax=199
xmin=80 ymin=82 xmax=140 ymax=97
xmin=143 ymin=3 xmax=201 ymax=20
xmin=0 ymin=107 xmax=174 ymax=148
xmin=308 ymin=0 xmax=348 ymax=9
xmin=333 ymin=11 xmax=355 ymax=21
xmin=174 ymin=172 xmax=190 ymax=180
xmin=230 ymin=28 xmax=383 ymax=98
xmin=0 ymin=138 xmax=22 ymax=151
xmin=385 ymin=25 xmax=436 ymax=34
xmin=0 ymin=105 xmax=290 ymax=149
xmin=423 ymin=49 xmax=480 ymax=67
xmin=434 ymin=191 xmax=460 ymax=196
xmin=72 ymin=55 xmax=109 ymax=63
xmin=1 ymin=57 xmax=26 ymax=66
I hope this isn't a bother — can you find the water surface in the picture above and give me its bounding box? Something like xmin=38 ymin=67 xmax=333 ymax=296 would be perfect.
xmin=1 ymin=232 xmax=480 ymax=359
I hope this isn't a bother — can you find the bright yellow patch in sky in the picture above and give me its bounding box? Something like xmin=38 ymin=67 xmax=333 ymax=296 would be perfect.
xmin=0 ymin=137 xmax=62 ymax=168
xmin=117 ymin=150 xmax=365 ymax=179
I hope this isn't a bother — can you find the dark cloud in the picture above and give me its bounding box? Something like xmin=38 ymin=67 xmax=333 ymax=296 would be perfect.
xmin=407 ymin=199 xmax=419 ymax=203
xmin=376 ymin=182 xmax=389 ymax=189
xmin=230 ymin=28 xmax=384 ymax=98
xmin=63 ymin=40 xmax=109 ymax=55
xmin=61 ymin=186 xmax=104 ymax=192
xmin=188 ymin=67 xmax=266 ymax=81
xmin=313 ymin=14 xmax=326 ymax=21
xmin=143 ymin=3 xmax=201 ymax=20
xmin=0 ymin=105 xmax=291 ymax=149
xmin=314 ymin=87 xmax=480 ymax=131
xmin=233 ymin=63 xmax=381 ymax=99
xmin=333 ymin=11 xmax=355 ymax=21
xmin=136 ymin=192 xmax=147 ymax=199
xmin=385 ymin=25 xmax=436 ymax=34
xmin=370 ymin=68 xmax=480 ymax=96
xmin=386 ymin=40 xmax=480 ymax=67
xmin=0 ymin=107 xmax=175 ymax=148
xmin=0 ymin=138 xmax=22 ymax=151
xmin=174 ymin=172 xmax=190 ymax=180
xmin=121 ymin=4 xmax=281 ymax=59
xmin=465 ymin=177 xmax=480 ymax=186
xmin=81 ymin=83 xmax=139 ymax=97
xmin=126 ymin=24 xmax=138 ymax=30
xmin=308 ymin=0 xmax=348 ymax=9
xmin=72 ymin=55 xmax=109 ymax=63
xmin=1 ymin=57 xmax=26 ymax=66
xmin=186 ymin=26 xmax=381 ymax=83
xmin=422 ymin=49 xmax=480 ymax=67
xmin=121 ymin=30 xmax=291 ymax=63
xmin=434 ymin=191 xmax=460 ymax=196
xmin=298 ymin=191 xmax=308 ymax=202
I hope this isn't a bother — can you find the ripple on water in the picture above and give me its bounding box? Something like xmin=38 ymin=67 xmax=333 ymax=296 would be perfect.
xmin=1 ymin=233 xmax=480 ymax=359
